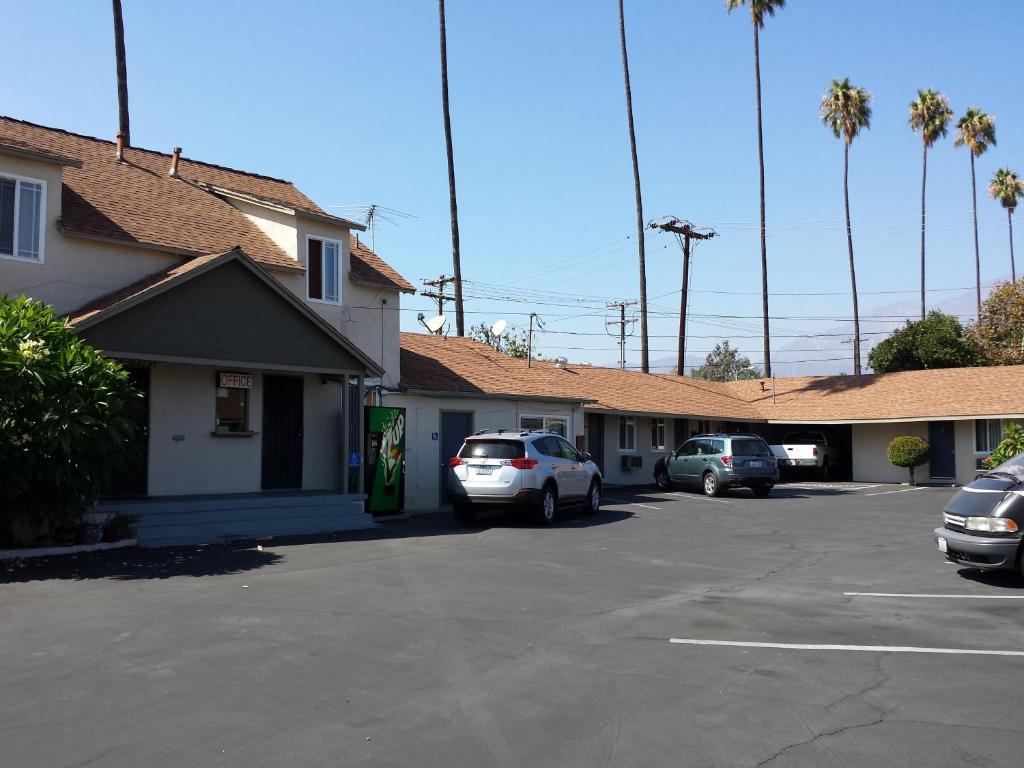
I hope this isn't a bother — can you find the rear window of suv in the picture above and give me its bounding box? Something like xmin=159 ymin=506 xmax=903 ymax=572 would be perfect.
xmin=459 ymin=439 xmax=525 ymax=460
xmin=730 ymin=439 xmax=771 ymax=456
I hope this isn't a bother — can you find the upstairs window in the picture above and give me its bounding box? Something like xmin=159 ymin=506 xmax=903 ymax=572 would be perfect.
xmin=0 ymin=174 xmax=45 ymax=262
xmin=307 ymin=236 xmax=340 ymax=302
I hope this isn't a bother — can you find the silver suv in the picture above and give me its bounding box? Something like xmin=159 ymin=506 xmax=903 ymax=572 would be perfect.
xmin=653 ymin=433 xmax=779 ymax=497
xmin=449 ymin=430 xmax=603 ymax=525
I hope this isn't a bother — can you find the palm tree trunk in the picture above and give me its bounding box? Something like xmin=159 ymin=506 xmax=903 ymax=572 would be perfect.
xmin=753 ymin=23 xmax=771 ymax=377
xmin=112 ymin=0 xmax=130 ymax=146
xmin=618 ymin=0 xmax=648 ymax=373
xmin=844 ymin=142 xmax=861 ymax=375
xmin=438 ymin=0 xmax=464 ymax=336
xmin=970 ymin=153 xmax=981 ymax=318
xmin=1010 ymin=208 xmax=1017 ymax=283
xmin=919 ymin=142 xmax=927 ymax=319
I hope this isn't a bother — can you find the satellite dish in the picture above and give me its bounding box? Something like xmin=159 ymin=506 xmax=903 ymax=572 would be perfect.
xmin=490 ymin=319 xmax=507 ymax=337
xmin=425 ymin=314 xmax=447 ymax=334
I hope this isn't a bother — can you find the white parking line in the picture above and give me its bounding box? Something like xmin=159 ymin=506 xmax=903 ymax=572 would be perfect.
xmin=865 ymin=486 xmax=928 ymax=496
xmin=669 ymin=638 xmax=1024 ymax=656
xmin=668 ymin=492 xmax=732 ymax=505
xmin=604 ymin=497 xmax=661 ymax=511
xmin=845 ymin=592 xmax=1024 ymax=600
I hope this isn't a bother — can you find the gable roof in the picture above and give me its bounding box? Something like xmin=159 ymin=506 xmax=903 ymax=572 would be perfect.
xmin=399 ymin=332 xmax=1024 ymax=423
xmin=350 ymin=237 xmax=416 ymax=294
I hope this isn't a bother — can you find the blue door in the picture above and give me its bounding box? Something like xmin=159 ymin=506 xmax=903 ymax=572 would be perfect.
xmin=928 ymin=421 xmax=956 ymax=479
xmin=440 ymin=411 xmax=473 ymax=505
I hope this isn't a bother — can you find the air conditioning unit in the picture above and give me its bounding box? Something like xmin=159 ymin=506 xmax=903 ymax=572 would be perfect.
xmin=620 ymin=454 xmax=643 ymax=471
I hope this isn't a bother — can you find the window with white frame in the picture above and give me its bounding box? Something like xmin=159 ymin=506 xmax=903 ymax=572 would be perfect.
xmin=975 ymin=419 xmax=1003 ymax=453
xmin=0 ymin=174 xmax=45 ymax=262
xmin=618 ymin=416 xmax=636 ymax=451
xmin=307 ymin=236 xmax=340 ymax=302
xmin=651 ymin=418 xmax=666 ymax=450
xmin=519 ymin=415 xmax=567 ymax=437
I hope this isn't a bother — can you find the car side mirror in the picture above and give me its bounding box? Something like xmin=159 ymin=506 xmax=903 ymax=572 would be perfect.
xmin=580 ymin=451 xmax=592 ymax=462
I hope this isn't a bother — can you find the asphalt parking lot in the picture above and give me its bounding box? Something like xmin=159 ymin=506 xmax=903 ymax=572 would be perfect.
xmin=3 ymin=481 xmax=1023 ymax=768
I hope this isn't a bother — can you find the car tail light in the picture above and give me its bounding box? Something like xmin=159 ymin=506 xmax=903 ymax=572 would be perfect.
xmin=449 ymin=457 xmax=463 ymax=467
xmin=509 ymin=458 xmax=539 ymax=470
xmin=720 ymin=455 xmax=732 ymax=466
xmin=813 ymin=446 xmax=819 ymax=457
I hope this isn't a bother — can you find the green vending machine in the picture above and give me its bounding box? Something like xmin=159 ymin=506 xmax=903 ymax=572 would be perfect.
xmin=364 ymin=406 xmax=406 ymax=515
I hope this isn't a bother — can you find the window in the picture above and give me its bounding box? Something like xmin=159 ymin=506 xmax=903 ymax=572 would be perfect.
xmin=519 ymin=415 xmax=567 ymax=437
xmin=0 ymin=174 xmax=45 ymax=261
xmin=651 ymin=418 xmax=666 ymax=450
xmin=307 ymin=236 xmax=340 ymax=302
xmin=460 ymin=440 xmax=525 ymax=460
xmin=618 ymin=416 xmax=636 ymax=451
xmin=215 ymin=382 xmax=249 ymax=433
xmin=731 ymin=438 xmax=771 ymax=457
xmin=975 ymin=419 xmax=1003 ymax=453
xmin=555 ymin=437 xmax=581 ymax=461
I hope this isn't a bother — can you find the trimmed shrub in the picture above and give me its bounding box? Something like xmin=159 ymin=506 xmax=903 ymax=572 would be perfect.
xmin=887 ymin=436 xmax=930 ymax=485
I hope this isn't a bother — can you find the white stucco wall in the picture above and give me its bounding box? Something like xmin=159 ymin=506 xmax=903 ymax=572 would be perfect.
xmin=851 ymin=420 xmax=979 ymax=485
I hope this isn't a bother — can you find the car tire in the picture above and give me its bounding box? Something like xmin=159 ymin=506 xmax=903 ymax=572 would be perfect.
xmin=702 ymin=471 xmax=720 ymax=497
xmin=816 ymin=461 xmax=829 ymax=481
xmin=752 ymin=484 xmax=772 ymax=498
xmin=584 ymin=481 xmax=600 ymax=516
xmin=452 ymin=503 xmax=476 ymax=525
xmin=655 ymin=468 xmax=671 ymax=491
xmin=536 ymin=485 xmax=557 ymax=525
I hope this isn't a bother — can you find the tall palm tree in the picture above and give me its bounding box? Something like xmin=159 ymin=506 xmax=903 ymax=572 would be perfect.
xmin=112 ymin=0 xmax=130 ymax=145
xmin=989 ymin=168 xmax=1024 ymax=282
xmin=726 ymin=0 xmax=785 ymax=378
xmin=617 ymin=0 xmax=648 ymax=372
xmin=909 ymin=89 xmax=953 ymax=319
xmin=954 ymin=108 xmax=997 ymax=318
xmin=820 ymin=78 xmax=872 ymax=375
xmin=438 ymin=0 xmax=465 ymax=336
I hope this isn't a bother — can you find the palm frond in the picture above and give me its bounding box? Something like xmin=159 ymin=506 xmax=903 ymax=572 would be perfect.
xmin=726 ymin=0 xmax=786 ymax=28
xmin=954 ymin=107 xmax=996 ymax=157
xmin=820 ymin=77 xmax=872 ymax=144
xmin=989 ymin=168 xmax=1024 ymax=213
xmin=909 ymin=88 xmax=953 ymax=148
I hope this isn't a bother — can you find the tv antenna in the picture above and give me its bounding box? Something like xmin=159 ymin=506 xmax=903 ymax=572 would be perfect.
xmin=328 ymin=203 xmax=417 ymax=252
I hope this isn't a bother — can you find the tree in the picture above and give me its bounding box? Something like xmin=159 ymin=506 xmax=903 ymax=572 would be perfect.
xmin=972 ymin=279 xmax=1024 ymax=366
xmin=820 ymin=77 xmax=872 ymax=375
xmin=0 ymin=296 xmax=141 ymax=545
xmin=470 ymin=322 xmax=535 ymax=360
xmin=867 ymin=311 xmax=982 ymax=373
xmin=953 ymin=108 xmax=997 ymax=318
xmin=691 ymin=340 xmax=762 ymax=381
xmin=988 ymin=168 xmax=1023 ymax=283
xmin=438 ymin=0 xmax=465 ymax=336
xmin=727 ymin=0 xmax=785 ymax=378
xmin=112 ymin=0 xmax=130 ymax=145
xmin=909 ymin=89 xmax=953 ymax=319
xmin=617 ymin=0 xmax=649 ymax=373
xmin=887 ymin=435 xmax=930 ymax=485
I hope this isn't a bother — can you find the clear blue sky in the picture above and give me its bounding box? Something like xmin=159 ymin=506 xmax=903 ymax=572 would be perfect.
xmin=3 ymin=1 xmax=1023 ymax=373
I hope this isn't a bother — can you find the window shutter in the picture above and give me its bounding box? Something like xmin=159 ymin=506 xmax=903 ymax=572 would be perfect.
xmin=308 ymin=238 xmax=323 ymax=299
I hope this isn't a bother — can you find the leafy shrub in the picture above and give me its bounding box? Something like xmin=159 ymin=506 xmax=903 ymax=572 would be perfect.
xmin=0 ymin=296 xmax=141 ymax=545
xmin=982 ymin=422 xmax=1024 ymax=470
xmin=868 ymin=311 xmax=982 ymax=373
xmin=887 ymin=436 xmax=930 ymax=485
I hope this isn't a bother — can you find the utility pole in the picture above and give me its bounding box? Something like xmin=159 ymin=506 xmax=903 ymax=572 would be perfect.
xmin=605 ymin=301 xmax=637 ymax=370
xmin=420 ymin=274 xmax=456 ymax=324
xmin=527 ymin=312 xmax=545 ymax=368
xmin=649 ymin=218 xmax=716 ymax=376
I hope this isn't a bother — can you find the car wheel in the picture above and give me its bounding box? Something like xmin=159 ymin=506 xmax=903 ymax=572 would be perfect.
xmin=452 ymin=503 xmax=476 ymax=525
xmin=816 ymin=461 xmax=829 ymax=481
xmin=703 ymin=471 xmax=720 ymax=497
xmin=752 ymin=484 xmax=771 ymax=498
xmin=584 ymin=481 xmax=600 ymax=516
xmin=536 ymin=485 xmax=557 ymax=525
xmin=655 ymin=469 xmax=671 ymax=491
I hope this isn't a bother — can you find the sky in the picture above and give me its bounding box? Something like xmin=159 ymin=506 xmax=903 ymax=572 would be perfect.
xmin=3 ymin=0 xmax=1023 ymax=374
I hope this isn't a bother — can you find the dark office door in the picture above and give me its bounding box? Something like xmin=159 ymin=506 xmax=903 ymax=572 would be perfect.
xmin=585 ymin=413 xmax=605 ymax=474
xmin=262 ymin=375 xmax=304 ymax=489
xmin=101 ymin=366 xmax=150 ymax=498
xmin=440 ymin=411 xmax=473 ymax=505
xmin=928 ymin=421 xmax=956 ymax=479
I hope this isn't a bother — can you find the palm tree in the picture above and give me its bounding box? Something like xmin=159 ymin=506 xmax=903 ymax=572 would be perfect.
xmin=909 ymin=89 xmax=953 ymax=319
xmin=820 ymin=78 xmax=872 ymax=375
xmin=112 ymin=0 xmax=130 ymax=145
xmin=617 ymin=0 xmax=648 ymax=372
xmin=726 ymin=0 xmax=785 ymax=377
xmin=954 ymin=108 xmax=997 ymax=318
xmin=438 ymin=0 xmax=465 ymax=336
xmin=989 ymin=168 xmax=1024 ymax=282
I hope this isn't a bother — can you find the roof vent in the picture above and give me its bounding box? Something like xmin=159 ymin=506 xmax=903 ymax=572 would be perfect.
xmin=169 ymin=146 xmax=182 ymax=178
xmin=554 ymin=356 xmax=568 ymax=369
xmin=115 ymin=131 xmax=125 ymax=162
xmin=759 ymin=380 xmax=767 ymax=392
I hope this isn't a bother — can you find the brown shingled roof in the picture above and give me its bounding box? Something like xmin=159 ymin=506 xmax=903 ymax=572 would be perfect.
xmin=351 ymin=237 xmax=415 ymax=294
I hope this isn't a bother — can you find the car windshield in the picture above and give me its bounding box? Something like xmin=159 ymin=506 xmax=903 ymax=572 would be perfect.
xmin=989 ymin=452 xmax=1024 ymax=481
xmin=731 ymin=439 xmax=771 ymax=456
xmin=783 ymin=432 xmax=824 ymax=443
xmin=459 ymin=440 xmax=524 ymax=460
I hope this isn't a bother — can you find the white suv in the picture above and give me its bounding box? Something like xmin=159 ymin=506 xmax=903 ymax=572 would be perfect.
xmin=448 ymin=430 xmax=603 ymax=525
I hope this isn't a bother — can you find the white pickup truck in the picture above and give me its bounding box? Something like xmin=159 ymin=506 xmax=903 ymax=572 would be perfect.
xmin=770 ymin=431 xmax=836 ymax=479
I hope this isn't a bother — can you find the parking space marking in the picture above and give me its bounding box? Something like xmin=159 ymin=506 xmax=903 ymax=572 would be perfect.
xmin=669 ymin=638 xmax=1024 ymax=656
xmin=604 ymin=497 xmax=662 ymax=511
xmin=845 ymin=592 xmax=1024 ymax=600
xmin=668 ymin=492 xmax=732 ymax=505
xmin=865 ymin=486 xmax=928 ymax=496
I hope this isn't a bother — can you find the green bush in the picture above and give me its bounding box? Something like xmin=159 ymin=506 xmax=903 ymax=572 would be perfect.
xmin=887 ymin=436 xmax=931 ymax=485
xmin=0 ymin=296 xmax=141 ymax=545
xmin=982 ymin=422 xmax=1024 ymax=470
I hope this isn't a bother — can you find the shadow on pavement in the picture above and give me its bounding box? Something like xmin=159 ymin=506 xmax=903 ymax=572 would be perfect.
xmin=956 ymin=568 xmax=1024 ymax=589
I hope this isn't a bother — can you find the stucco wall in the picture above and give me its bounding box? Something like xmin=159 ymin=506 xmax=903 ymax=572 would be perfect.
xmin=851 ymin=420 xmax=978 ymax=485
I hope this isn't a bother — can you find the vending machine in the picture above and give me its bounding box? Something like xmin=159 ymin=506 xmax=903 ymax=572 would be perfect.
xmin=364 ymin=406 xmax=406 ymax=515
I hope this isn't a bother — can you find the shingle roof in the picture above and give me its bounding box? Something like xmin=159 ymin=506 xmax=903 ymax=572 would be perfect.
xmin=399 ymin=332 xmax=1024 ymax=422
xmin=351 ymin=237 xmax=415 ymax=293
xmin=0 ymin=117 xmax=414 ymax=292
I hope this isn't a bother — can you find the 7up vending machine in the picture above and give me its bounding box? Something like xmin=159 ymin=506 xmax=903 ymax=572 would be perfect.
xmin=364 ymin=406 xmax=406 ymax=515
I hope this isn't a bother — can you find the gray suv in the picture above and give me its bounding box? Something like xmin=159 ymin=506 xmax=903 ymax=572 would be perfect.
xmin=449 ymin=430 xmax=602 ymax=525
xmin=653 ymin=434 xmax=779 ymax=497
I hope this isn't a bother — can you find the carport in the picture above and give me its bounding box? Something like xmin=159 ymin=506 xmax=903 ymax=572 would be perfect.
xmin=749 ymin=423 xmax=853 ymax=481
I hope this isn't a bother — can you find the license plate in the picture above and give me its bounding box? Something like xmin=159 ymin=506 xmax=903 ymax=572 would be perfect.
xmin=475 ymin=466 xmax=494 ymax=475
xmin=749 ymin=461 xmax=762 ymax=468
xmin=937 ymin=537 xmax=948 ymax=553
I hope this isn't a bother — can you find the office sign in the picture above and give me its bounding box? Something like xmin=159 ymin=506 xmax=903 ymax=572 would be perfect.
xmin=218 ymin=372 xmax=253 ymax=389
